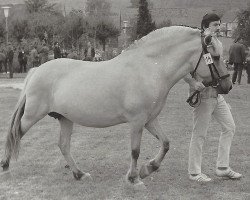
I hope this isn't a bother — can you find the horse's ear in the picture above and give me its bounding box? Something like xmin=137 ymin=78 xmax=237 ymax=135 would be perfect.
xmin=204 ymin=35 xmax=212 ymax=46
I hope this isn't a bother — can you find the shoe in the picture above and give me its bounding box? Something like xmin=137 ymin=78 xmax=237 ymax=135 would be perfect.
xmin=189 ymin=173 xmax=212 ymax=182
xmin=216 ymin=168 xmax=242 ymax=179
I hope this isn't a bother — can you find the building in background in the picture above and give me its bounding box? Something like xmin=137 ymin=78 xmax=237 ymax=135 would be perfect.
xmin=220 ymin=9 xmax=239 ymax=37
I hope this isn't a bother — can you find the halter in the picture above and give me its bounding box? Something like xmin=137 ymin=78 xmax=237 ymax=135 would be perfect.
xmin=187 ymin=35 xmax=230 ymax=107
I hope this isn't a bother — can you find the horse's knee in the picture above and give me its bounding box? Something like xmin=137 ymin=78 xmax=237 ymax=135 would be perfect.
xmin=132 ymin=149 xmax=140 ymax=160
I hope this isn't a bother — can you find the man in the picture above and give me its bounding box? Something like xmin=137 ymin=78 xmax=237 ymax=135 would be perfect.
xmin=53 ymin=42 xmax=61 ymax=59
xmin=84 ymin=41 xmax=95 ymax=61
xmin=229 ymin=38 xmax=247 ymax=84
xmin=183 ymin=13 xmax=242 ymax=182
xmin=246 ymin=47 xmax=250 ymax=84
xmin=40 ymin=40 xmax=50 ymax=64
xmin=18 ymin=47 xmax=27 ymax=73
xmin=30 ymin=45 xmax=40 ymax=67
xmin=6 ymin=43 xmax=14 ymax=78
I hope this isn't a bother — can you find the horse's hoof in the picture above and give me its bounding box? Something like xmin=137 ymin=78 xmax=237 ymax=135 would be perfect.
xmin=134 ymin=180 xmax=146 ymax=191
xmin=139 ymin=165 xmax=150 ymax=179
xmin=73 ymin=170 xmax=84 ymax=180
xmin=125 ymin=178 xmax=146 ymax=191
xmin=0 ymin=160 xmax=9 ymax=171
xmin=139 ymin=162 xmax=159 ymax=179
xmin=83 ymin=173 xmax=93 ymax=181
xmin=73 ymin=171 xmax=92 ymax=181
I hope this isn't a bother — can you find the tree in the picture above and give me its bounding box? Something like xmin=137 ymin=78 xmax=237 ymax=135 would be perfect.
xmin=11 ymin=19 xmax=30 ymax=42
xmin=130 ymin=0 xmax=153 ymax=8
xmin=28 ymin=11 xmax=63 ymax=42
xmin=85 ymin=0 xmax=112 ymax=17
xmin=157 ymin=19 xmax=172 ymax=29
xmin=61 ymin=9 xmax=91 ymax=49
xmin=85 ymin=0 xmax=118 ymax=49
xmin=96 ymin=21 xmax=120 ymax=51
xmin=234 ymin=6 xmax=250 ymax=45
xmin=25 ymin=0 xmax=57 ymax=14
xmin=136 ymin=0 xmax=156 ymax=39
xmin=0 ymin=22 xmax=5 ymax=40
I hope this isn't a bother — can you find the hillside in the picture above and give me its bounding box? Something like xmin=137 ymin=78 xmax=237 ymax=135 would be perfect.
xmin=1 ymin=0 xmax=248 ymax=12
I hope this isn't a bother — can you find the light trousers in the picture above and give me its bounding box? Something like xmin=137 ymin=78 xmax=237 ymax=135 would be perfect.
xmin=188 ymin=95 xmax=235 ymax=174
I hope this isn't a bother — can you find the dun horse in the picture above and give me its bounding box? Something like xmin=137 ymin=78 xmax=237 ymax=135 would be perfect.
xmin=1 ymin=26 xmax=232 ymax=188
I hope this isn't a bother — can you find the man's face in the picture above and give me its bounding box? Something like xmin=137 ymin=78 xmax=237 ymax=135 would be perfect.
xmin=208 ymin=20 xmax=221 ymax=35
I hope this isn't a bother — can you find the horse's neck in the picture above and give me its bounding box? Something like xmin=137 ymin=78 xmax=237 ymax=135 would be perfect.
xmin=157 ymin=47 xmax=199 ymax=88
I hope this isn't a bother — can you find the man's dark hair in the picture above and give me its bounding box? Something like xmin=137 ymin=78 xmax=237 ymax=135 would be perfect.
xmin=201 ymin=13 xmax=221 ymax=30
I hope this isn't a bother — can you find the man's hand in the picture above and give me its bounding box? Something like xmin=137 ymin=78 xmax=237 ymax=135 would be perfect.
xmin=183 ymin=74 xmax=205 ymax=91
xmin=191 ymin=81 xmax=205 ymax=91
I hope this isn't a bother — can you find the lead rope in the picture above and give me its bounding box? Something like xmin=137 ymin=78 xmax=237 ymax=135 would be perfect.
xmin=186 ymin=90 xmax=201 ymax=107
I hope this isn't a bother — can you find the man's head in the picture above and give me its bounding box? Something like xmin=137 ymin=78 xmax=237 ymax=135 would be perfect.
xmin=87 ymin=41 xmax=92 ymax=48
xmin=201 ymin=13 xmax=221 ymax=34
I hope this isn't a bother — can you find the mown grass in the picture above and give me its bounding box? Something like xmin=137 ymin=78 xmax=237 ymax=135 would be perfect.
xmin=0 ymin=74 xmax=249 ymax=200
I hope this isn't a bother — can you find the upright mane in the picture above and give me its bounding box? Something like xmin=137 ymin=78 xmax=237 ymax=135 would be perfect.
xmin=123 ymin=26 xmax=201 ymax=52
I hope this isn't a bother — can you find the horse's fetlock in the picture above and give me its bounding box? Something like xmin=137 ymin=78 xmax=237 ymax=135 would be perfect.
xmin=149 ymin=160 xmax=160 ymax=171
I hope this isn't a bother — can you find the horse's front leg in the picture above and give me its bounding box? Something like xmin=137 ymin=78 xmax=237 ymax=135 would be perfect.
xmin=126 ymin=121 xmax=145 ymax=188
xmin=58 ymin=117 xmax=91 ymax=180
xmin=139 ymin=118 xmax=170 ymax=179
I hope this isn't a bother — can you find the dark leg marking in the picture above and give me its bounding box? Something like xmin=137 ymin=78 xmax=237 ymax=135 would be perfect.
xmin=132 ymin=149 xmax=140 ymax=160
xmin=163 ymin=140 xmax=170 ymax=153
xmin=0 ymin=160 xmax=9 ymax=171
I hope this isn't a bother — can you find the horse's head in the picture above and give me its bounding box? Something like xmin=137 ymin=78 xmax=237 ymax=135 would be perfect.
xmin=192 ymin=33 xmax=232 ymax=94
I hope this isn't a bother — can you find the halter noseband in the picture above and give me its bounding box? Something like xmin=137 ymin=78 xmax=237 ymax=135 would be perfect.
xmin=187 ymin=35 xmax=230 ymax=107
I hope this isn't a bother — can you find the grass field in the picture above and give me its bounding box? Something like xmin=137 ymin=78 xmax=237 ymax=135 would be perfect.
xmin=0 ymin=73 xmax=249 ymax=200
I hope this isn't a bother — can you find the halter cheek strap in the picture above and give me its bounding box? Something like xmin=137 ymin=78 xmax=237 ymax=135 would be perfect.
xmin=187 ymin=36 xmax=230 ymax=107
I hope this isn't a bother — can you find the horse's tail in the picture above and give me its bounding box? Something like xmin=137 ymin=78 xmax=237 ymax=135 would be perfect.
xmin=4 ymin=68 xmax=37 ymax=160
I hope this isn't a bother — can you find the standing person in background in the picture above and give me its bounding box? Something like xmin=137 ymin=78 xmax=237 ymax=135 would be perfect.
xmin=6 ymin=43 xmax=14 ymax=78
xmin=245 ymin=47 xmax=250 ymax=84
xmin=18 ymin=47 xmax=27 ymax=73
xmin=228 ymin=38 xmax=247 ymax=85
xmin=30 ymin=45 xmax=40 ymax=67
xmin=53 ymin=42 xmax=61 ymax=59
xmin=0 ymin=50 xmax=7 ymax=73
xmin=183 ymin=13 xmax=242 ymax=182
xmin=84 ymin=41 xmax=95 ymax=61
xmin=40 ymin=40 xmax=50 ymax=64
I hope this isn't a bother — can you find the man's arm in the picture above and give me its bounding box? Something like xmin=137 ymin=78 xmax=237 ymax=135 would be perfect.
xmin=183 ymin=74 xmax=205 ymax=91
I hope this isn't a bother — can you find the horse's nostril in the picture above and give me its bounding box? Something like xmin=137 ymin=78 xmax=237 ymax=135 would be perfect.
xmin=229 ymin=85 xmax=232 ymax=91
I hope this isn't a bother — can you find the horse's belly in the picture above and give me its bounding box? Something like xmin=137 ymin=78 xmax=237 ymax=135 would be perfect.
xmin=58 ymin=105 xmax=126 ymax=128
xmin=53 ymin=90 xmax=127 ymax=127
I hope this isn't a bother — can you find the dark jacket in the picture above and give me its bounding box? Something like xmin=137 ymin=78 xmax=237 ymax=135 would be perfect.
xmin=84 ymin=47 xmax=95 ymax=61
xmin=229 ymin=43 xmax=246 ymax=64
xmin=54 ymin=46 xmax=61 ymax=59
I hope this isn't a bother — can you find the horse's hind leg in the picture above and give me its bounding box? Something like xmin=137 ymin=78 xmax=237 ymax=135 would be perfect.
xmin=139 ymin=118 xmax=170 ymax=179
xmin=1 ymin=97 xmax=47 ymax=171
xmin=58 ymin=117 xmax=90 ymax=180
xmin=126 ymin=121 xmax=145 ymax=188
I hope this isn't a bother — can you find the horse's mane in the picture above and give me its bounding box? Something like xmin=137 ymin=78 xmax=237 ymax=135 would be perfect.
xmin=123 ymin=26 xmax=201 ymax=52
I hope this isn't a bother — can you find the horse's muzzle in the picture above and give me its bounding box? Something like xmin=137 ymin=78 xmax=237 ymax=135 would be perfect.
xmin=216 ymin=84 xmax=232 ymax=94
